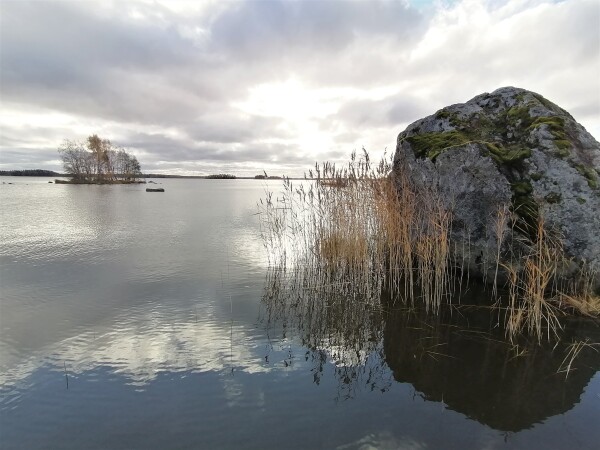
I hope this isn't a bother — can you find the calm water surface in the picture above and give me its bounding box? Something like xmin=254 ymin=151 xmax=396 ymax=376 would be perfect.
xmin=1 ymin=177 xmax=599 ymax=449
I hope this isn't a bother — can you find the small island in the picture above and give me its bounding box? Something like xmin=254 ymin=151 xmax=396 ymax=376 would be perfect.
xmin=206 ymin=174 xmax=236 ymax=179
xmin=254 ymin=174 xmax=282 ymax=180
xmin=56 ymin=134 xmax=143 ymax=184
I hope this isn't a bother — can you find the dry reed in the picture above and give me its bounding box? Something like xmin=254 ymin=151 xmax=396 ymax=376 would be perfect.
xmin=259 ymin=149 xmax=455 ymax=314
xmin=501 ymin=216 xmax=565 ymax=342
xmin=259 ymin=149 xmax=599 ymax=345
xmin=557 ymin=339 xmax=599 ymax=379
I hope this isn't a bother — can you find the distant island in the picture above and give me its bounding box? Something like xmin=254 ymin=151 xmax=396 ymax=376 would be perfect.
xmin=254 ymin=175 xmax=282 ymax=179
xmin=56 ymin=134 xmax=143 ymax=184
xmin=0 ymin=169 xmax=62 ymax=177
xmin=206 ymin=174 xmax=236 ymax=179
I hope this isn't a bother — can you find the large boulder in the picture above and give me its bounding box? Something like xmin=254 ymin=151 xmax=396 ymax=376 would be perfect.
xmin=393 ymin=87 xmax=600 ymax=289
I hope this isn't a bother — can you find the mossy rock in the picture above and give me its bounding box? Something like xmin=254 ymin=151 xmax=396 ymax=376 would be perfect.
xmin=506 ymin=106 xmax=534 ymax=128
xmin=486 ymin=143 xmax=531 ymax=166
xmin=404 ymin=131 xmax=470 ymax=160
xmin=435 ymin=109 xmax=453 ymax=120
xmin=544 ymin=192 xmax=562 ymax=204
xmin=531 ymin=172 xmax=543 ymax=181
xmin=529 ymin=116 xmax=569 ymax=145
xmin=510 ymin=181 xmax=539 ymax=236
xmin=575 ymin=165 xmax=599 ymax=189
xmin=510 ymin=181 xmax=533 ymax=196
xmin=394 ymin=86 xmax=600 ymax=290
xmin=554 ymin=140 xmax=571 ymax=158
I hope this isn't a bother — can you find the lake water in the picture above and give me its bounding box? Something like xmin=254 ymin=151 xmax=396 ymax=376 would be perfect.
xmin=1 ymin=177 xmax=599 ymax=449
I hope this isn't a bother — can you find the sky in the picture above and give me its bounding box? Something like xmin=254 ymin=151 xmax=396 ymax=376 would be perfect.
xmin=0 ymin=0 xmax=598 ymax=176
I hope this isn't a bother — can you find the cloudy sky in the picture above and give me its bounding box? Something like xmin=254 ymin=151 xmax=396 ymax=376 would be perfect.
xmin=1 ymin=0 xmax=598 ymax=176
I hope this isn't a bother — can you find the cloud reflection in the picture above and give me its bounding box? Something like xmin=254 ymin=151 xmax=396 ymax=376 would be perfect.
xmin=1 ymin=305 xmax=273 ymax=389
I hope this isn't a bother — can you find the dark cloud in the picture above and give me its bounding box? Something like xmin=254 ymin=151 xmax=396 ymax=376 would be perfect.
xmin=0 ymin=0 xmax=425 ymax=125
xmin=210 ymin=0 xmax=423 ymax=61
xmin=334 ymin=95 xmax=429 ymax=128
xmin=1 ymin=2 xmax=192 ymax=85
xmin=181 ymin=114 xmax=291 ymax=144
xmin=121 ymin=129 xmax=316 ymax=173
xmin=1 ymin=1 xmax=228 ymax=125
xmin=0 ymin=148 xmax=60 ymax=171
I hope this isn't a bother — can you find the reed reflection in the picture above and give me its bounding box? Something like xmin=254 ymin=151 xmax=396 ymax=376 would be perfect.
xmin=261 ymin=267 xmax=600 ymax=430
xmin=261 ymin=265 xmax=392 ymax=400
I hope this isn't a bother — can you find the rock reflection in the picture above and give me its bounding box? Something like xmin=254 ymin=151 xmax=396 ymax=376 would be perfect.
xmin=382 ymin=292 xmax=600 ymax=431
xmin=261 ymin=269 xmax=600 ymax=429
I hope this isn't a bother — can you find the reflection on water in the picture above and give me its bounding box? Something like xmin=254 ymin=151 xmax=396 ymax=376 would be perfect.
xmin=262 ymin=267 xmax=600 ymax=431
xmin=382 ymin=298 xmax=600 ymax=431
xmin=261 ymin=267 xmax=392 ymax=401
xmin=1 ymin=178 xmax=599 ymax=449
xmin=0 ymin=179 xmax=273 ymax=390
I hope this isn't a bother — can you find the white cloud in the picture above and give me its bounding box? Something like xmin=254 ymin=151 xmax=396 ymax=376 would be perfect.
xmin=0 ymin=0 xmax=597 ymax=175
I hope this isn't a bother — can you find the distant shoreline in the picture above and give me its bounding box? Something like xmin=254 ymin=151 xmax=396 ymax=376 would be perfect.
xmin=0 ymin=170 xmax=300 ymax=180
xmin=0 ymin=170 xmax=63 ymax=177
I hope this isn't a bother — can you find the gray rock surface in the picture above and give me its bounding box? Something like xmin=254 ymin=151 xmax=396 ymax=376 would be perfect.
xmin=393 ymin=86 xmax=600 ymax=289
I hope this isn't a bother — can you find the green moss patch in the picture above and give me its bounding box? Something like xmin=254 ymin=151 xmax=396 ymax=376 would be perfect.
xmin=435 ymin=109 xmax=462 ymax=128
xmin=511 ymin=181 xmax=533 ymax=196
xmin=527 ymin=115 xmax=577 ymax=160
xmin=506 ymin=106 xmax=534 ymax=128
xmin=554 ymin=140 xmax=571 ymax=157
xmin=486 ymin=143 xmax=532 ymax=166
xmin=510 ymin=181 xmax=539 ymax=237
xmin=405 ymin=131 xmax=470 ymax=160
xmin=435 ymin=109 xmax=452 ymax=120
xmin=530 ymin=116 xmax=564 ymax=128
xmin=405 ymin=128 xmax=534 ymax=168
xmin=544 ymin=192 xmax=562 ymax=204
xmin=529 ymin=116 xmax=566 ymax=136
xmin=575 ymin=165 xmax=599 ymax=189
xmin=531 ymin=172 xmax=543 ymax=181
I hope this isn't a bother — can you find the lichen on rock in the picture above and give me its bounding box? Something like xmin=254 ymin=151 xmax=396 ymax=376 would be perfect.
xmin=393 ymin=86 xmax=600 ymax=290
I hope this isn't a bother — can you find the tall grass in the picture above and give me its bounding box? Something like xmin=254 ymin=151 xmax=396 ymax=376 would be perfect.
xmin=501 ymin=214 xmax=600 ymax=342
xmin=259 ymin=150 xmax=598 ymax=344
xmin=259 ymin=149 xmax=455 ymax=313
xmin=501 ymin=216 xmax=564 ymax=342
